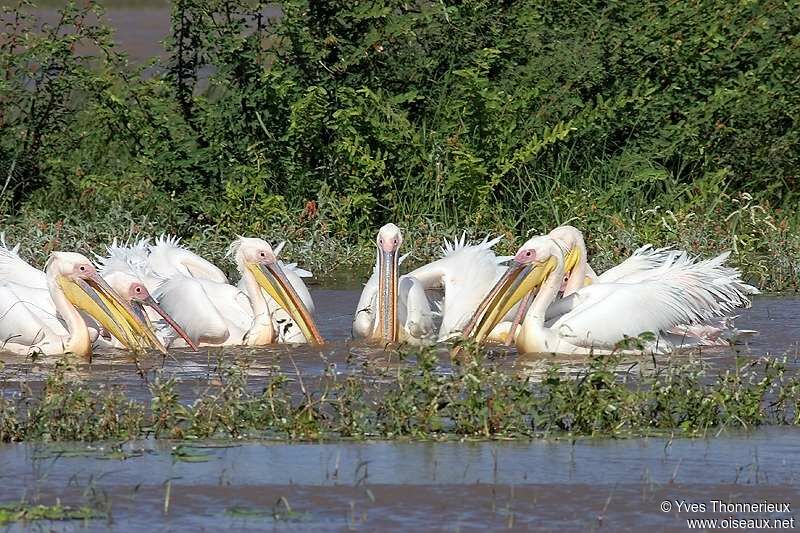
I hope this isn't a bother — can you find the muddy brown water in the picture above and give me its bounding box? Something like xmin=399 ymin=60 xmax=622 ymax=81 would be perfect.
xmin=0 ymin=292 xmax=798 ymax=530
xmin=1 ymin=291 xmax=798 ymax=399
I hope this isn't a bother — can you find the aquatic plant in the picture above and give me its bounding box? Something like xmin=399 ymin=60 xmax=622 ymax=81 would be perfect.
xmin=0 ymin=347 xmax=798 ymax=443
xmin=0 ymin=502 xmax=105 ymax=525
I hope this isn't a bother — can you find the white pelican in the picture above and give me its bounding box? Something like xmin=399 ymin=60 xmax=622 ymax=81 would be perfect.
xmin=0 ymin=236 xmax=197 ymax=352
xmin=0 ymin=251 xmax=166 ymax=358
xmin=161 ymin=236 xmax=316 ymax=344
xmin=465 ymin=235 xmax=755 ymax=355
xmin=548 ymin=225 xmax=682 ymax=296
xmin=545 ymin=225 xmax=758 ymax=344
xmin=353 ymin=224 xmax=509 ymax=344
xmin=129 ymin=236 xmax=323 ymax=347
xmin=353 ymin=223 xmax=436 ymax=344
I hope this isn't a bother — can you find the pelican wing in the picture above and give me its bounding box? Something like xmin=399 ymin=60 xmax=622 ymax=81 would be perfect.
xmin=409 ymin=235 xmax=507 ymax=339
xmin=553 ymin=252 xmax=755 ymax=349
xmin=281 ymin=261 xmax=312 ymax=278
xmin=352 ymin=270 xmax=378 ymax=339
xmin=398 ymin=275 xmax=437 ymax=343
xmin=0 ymin=235 xmax=47 ymax=289
xmin=155 ymin=277 xmax=251 ymax=344
xmin=149 ymin=234 xmax=228 ymax=283
xmin=0 ymin=282 xmax=66 ymax=349
xmin=596 ymin=245 xmax=678 ymax=284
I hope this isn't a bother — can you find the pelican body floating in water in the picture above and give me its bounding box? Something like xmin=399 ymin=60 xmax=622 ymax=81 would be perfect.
xmin=0 ymin=236 xmax=197 ymax=356
xmin=99 ymin=235 xmax=323 ymax=347
xmin=465 ymin=235 xmax=756 ymax=355
xmin=545 ymin=225 xmax=759 ymax=345
xmin=353 ymin=224 xmax=509 ymax=344
xmin=0 ymin=251 xmax=169 ymax=358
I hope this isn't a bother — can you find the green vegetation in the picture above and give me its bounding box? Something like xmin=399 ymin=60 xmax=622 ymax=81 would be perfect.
xmin=0 ymin=502 xmax=105 ymax=525
xmin=1 ymin=346 xmax=798 ymax=442
xmin=0 ymin=1 xmax=798 ymax=287
xmin=226 ymin=499 xmax=312 ymax=523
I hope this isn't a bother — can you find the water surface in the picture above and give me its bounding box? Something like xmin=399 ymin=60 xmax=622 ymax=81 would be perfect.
xmin=1 ymin=293 xmax=796 ymax=396
xmin=0 ymin=294 xmax=797 ymax=529
xmin=0 ymin=428 xmax=797 ymax=530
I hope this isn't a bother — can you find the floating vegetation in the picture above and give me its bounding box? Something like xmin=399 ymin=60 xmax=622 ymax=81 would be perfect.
xmin=226 ymin=498 xmax=312 ymax=522
xmin=171 ymin=445 xmax=216 ymax=463
xmin=0 ymin=503 xmax=105 ymax=525
xmin=0 ymin=345 xmax=798 ymax=443
xmin=31 ymin=443 xmax=151 ymax=461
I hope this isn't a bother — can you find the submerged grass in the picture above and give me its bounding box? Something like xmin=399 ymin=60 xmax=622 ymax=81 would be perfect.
xmin=0 ymin=345 xmax=798 ymax=443
xmin=225 ymin=499 xmax=312 ymax=523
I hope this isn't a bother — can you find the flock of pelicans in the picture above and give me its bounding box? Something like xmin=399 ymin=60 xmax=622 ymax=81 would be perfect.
xmin=0 ymin=224 xmax=758 ymax=359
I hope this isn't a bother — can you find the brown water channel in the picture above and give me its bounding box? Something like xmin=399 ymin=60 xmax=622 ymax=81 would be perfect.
xmin=0 ymin=292 xmax=798 ymax=530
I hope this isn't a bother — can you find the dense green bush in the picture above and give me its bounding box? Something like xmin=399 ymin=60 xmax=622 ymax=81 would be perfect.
xmin=0 ymin=0 xmax=798 ymax=284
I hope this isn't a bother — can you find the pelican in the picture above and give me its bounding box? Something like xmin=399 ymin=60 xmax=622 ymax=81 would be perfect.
xmin=465 ymin=235 xmax=755 ymax=355
xmin=353 ymin=224 xmax=509 ymax=344
xmin=117 ymin=236 xmax=323 ymax=347
xmin=148 ymin=236 xmax=316 ymax=344
xmin=0 ymin=251 xmax=166 ymax=358
xmin=548 ymin=225 xmax=683 ymax=296
xmin=0 ymin=236 xmax=197 ymax=353
xmin=545 ymin=225 xmax=758 ymax=344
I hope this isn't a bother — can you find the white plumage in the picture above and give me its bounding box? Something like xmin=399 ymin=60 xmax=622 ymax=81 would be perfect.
xmin=101 ymin=235 xmax=318 ymax=346
xmin=0 ymin=249 xmax=155 ymax=357
xmin=353 ymin=225 xmax=509 ymax=344
xmin=154 ymin=275 xmax=255 ymax=345
xmin=493 ymin=236 xmax=757 ymax=355
xmin=0 ymin=237 xmax=83 ymax=354
xmin=353 ymin=259 xmax=438 ymax=345
xmin=0 ymin=236 xmax=196 ymax=353
xmin=547 ymin=225 xmax=759 ymax=344
xmin=0 ymin=232 xmax=48 ymax=289
xmin=408 ymin=234 xmax=511 ymax=340
xmin=0 ymin=282 xmax=71 ymax=354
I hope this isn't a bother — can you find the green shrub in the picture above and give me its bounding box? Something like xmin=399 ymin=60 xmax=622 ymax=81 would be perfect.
xmin=0 ymin=0 xmax=798 ymax=287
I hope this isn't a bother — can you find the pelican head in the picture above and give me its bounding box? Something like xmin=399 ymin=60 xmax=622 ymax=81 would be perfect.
xmin=46 ymin=252 xmax=168 ymax=354
xmin=547 ymin=225 xmax=584 ymax=278
xmin=462 ymin=236 xmax=560 ymax=344
xmin=374 ymin=223 xmax=403 ymax=342
xmin=229 ymin=237 xmax=324 ymax=345
xmin=103 ymin=270 xmax=199 ymax=351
